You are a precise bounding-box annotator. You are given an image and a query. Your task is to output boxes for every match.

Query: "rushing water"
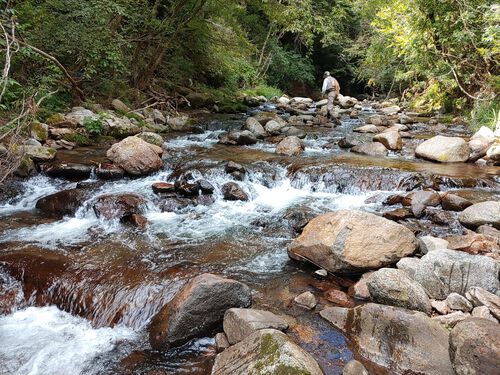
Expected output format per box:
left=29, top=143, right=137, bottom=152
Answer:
left=0, top=109, right=499, bottom=375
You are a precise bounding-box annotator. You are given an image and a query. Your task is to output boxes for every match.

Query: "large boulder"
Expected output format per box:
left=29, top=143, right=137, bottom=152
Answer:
left=106, top=136, right=163, bottom=176
left=223, top=308, right=289, bottom=344
left=66, top=107, right=99, bottom=126
left=24, top=145, right=56, bottom=161
left=367, top=268, right=432, bottom=314
left=320, top=303, right=454, bottom=375
left=458, top=201, right=500, bottom=229
left=441, top=193, right=472, bottom=211
left=338, top=95, right=358, bottom=108
left=396, top=249, right=500, bottom=299
left=449, top=318, right=500, bottom=375
left=276, top=136, right=304, bottom=156
left=415, top=135, right=470, bottom=163
left=149, top=273, right=251, bottom=348
left=243, top=117, right=267, bottom=139
left=211, top=329, right=323, bottom=375
left=373, top=131, right=402, bottom=151
left=36, top=189, right=87, bottom=216
left=288, top=210, right=417, bottom=273
left=30, top=122, right=49, bottom=142
left=43, top=163, right=93, bottom=180
left=351, top=142, right=388, bottom=156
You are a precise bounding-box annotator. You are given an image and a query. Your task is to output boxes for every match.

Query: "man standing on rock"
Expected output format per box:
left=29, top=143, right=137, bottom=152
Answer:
left=321, top=71, right=340, bottom=122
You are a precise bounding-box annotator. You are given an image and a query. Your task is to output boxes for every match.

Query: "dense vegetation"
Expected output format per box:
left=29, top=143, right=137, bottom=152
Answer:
left=0, top=0, right=498, bottom=127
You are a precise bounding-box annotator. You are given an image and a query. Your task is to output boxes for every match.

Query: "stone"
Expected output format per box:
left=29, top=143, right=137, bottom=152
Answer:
left=222, top=182, right=248, bottom=201
left=380, top=105, right=400, bottom=115
left=137, top=132, right=164, bottom=146
left=432, top=311, right=470, bottom=327
left=419, top=235, right=449, bottom=254
left=283, top=126, right=306, bottom=139
left=166, top=115, right=192, bottom=131
left=106, top=136, right=163, bottom=176
left=353, top=124, right=379, bottom=133
left=36, top=189, right=87, bottom=216
left=66, top=107, right=99, bottom=126
left=211, top=329, right=323, bottom=375
left=446, top=293, right=473, bottom=312
left=128, top=213, right=147, bottom=228
left=43, top=163, right=92, bottom=180
left=95, top=163, right=125, bottom=180
left=367, top=114, right=390, bottom=126
left=243, top=117, right=267, bottom=139
left=149, top=273, right=251, bottom=348
left=289, top=210, right=417, bottom=273
left=276, top=136, right=304, bottom=156
left=459, top=201, right=500, bottom=229
left=24, top=145, right=57, bottom=161
left=415, top=135, right=470, bottom=163
left=444, top=233, right=499, bottom=255
left=450, top=318, right=500, bottom=375
left=30, top=122, right=49, bottom=142
left=294, top=292, right=317, bottom=310
left=471, top=306, right=497, bottom=322
left=14, top=156, right=35, bottom=177
left=111, top=98, right=131, bottom=112
left=226, top=130, right=258, bottom=146
left=225, top=161, right=245, bottom=174
left=103, top=115, right=141, bottom=138
left=469, top=126, right=495, bottom=161
left=396, top=249, right=500, bottom=299
left=432, top=300, right=451, bottom=315
left=338, top=95, right=358, bottom=108
left=352, top=272, right=374, bottom=300
left=264, top=120, right=285, bottom=135
left=223, top=308, right=289, bottom=344
left=351, top=142, right=388, bottom=156
left=186, top=92, right=212, bottom=109
left=320, top=303, right=454, bottom=375
left=403, top=190, right=441, bottom=218
left=290, top=97, right=314, bottom=105
left=343, top=360, right=368, bottom=375
left=486, top=142, right=500, bottom=162
left=338, top=136, right=363, bottom=149
left=324, top=289, right=355, bottom=307
left=476, top=225, right=500, bottom=240
left=198, top=179, right=215, bottom=195
left=152, top=109, right=166, bottom=124
left=152, top=182, right=175, bottom=194
left=215, top=332, right=230, bottom=352
left=93, top=193, right=146, bottom=221
left=373, top=131, right=402, bottom=151
left=441, top=193, right=473, bottom=211
left=466, top=287, right=500, bottom=320
left=367, top=268, right=432, bottom=314
left=382, top=208, right=412, bottom=221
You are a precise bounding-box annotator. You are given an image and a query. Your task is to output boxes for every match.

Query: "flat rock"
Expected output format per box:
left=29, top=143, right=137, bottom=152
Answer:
left=351, top=142, right=388, bottom=156
left=415, top=135, right=470, bottom=163
left=466, top=287, right=500, bottom=320
left=432, top=311, right=470, bottom=327
left=459, top=201, right=500, bottom=229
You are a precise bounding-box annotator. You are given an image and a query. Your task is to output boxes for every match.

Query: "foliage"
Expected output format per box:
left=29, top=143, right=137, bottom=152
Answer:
left=83, top=117, right=103, bottom=137
left=469, top=99, right=500, bottom=131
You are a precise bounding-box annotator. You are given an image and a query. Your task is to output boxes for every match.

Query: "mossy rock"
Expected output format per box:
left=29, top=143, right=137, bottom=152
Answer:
left=14, top=156, right=36, bottom=177
left=30, top=122, right=49, bottom=142
left=46, top=113, right=66, bottom=125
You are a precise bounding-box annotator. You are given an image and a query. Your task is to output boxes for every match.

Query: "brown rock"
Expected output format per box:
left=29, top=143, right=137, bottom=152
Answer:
left=152, top=182, right=175, bottom=194
left=93, top=193, right=146, bottom=220
left=276, top=136, right=304, bottom=156
left=324, top=289, right=355, bottom=307
left=373, top=131, right=402, bottom=150
left=106, top=136, right=163, bottom=176
left=351, top=142, right=388, bottom=156
left=441, top=193, right=473, bottom=211
left=222, top=182, right=248, bottom=201
left=383, top=207, right=413, bottom=221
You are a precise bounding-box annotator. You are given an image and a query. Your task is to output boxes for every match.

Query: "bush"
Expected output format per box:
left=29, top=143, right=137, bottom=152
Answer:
left=83, top=117, right=103, bottom=136
left=469, top=99, right=499, bottom=131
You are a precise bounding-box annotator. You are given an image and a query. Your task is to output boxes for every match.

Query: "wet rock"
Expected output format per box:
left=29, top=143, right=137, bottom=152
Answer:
left=93, top=193, right=146, bottom=220
left=149, top=273, right=251, bottom=348
left=471, top=306, right=497, bottom=322
left=36, top=188, right=87, bottom=216
left=193, top=194, right=215, bottom=207
left=276, top=136, right=304, bottom=156
left=367, top=115, right=390, bottom=126
left=367, top=268, right=432, bottom=314
left=243, top=117, right=267, bottom=139
left=198, top=179, right=215, bottom=195
left=225, top=161, right=245, bottom=174
left=24, top=145, right=57, bottom=161
left=215, top=332, right=230, bottom=352
left=343, top=360, right=368, bottom=375
left=95, top=163, right=125, bottom=180
left=338, top=136, right=363, bottom=149
left=211, top=329, right=323, bottom=375
left=137, top=132, right=163, bottom=146
left=106, top=136, right=163, bottom=176
left=353, top=124, right=379, bottom=133
left=30, top=122, right=49, bottom=142
left=383, top=194, right=403, bottom=205
left=159, top=196, right=192, bottom=212
left=373, top=131, right=402, bottom=151
left=111, top=98, right=131, bottom=112
left=175, top=181, right=200, bottom=197
left=289, top=210, right=417, bottom=273
left=351, top=142, right=388, bottom=156
left=264, top=120, right=285, bottom=135
left=459, top=201, right=500, bottom=229
left=324, top=289, right=355, bottom=307
left=383, top=207, right=413, bottom=221
left=43, top=163, right=93, bottom=180
left=294, top=291, right=317, bottom=310
left=282, top=126, right=306, bottom=139
left=415, top=135, right=470, bottom=163
left=445, top=292, right=473, bottom=312
left=222, top=182, right=248, bottom=201
left=283, top=210, right=313, bottom=233
left=223, top=308, right=289, bottom=344
left=419, top=236, right=449, bottom=254
left=466, top=287, right=500, bottom=320
left=396, top=249, right=500, bottom=299
left=128, top=213, right=148, bottom=228
left=449, top=318, right=500, bottom=375
left=352, top=272, right=374, bottom=300
left=441, top=193, right=473, bottom=211
left=403, top=190, right=441, bottom=218
left=432, top=311, right=470, bottom=327
left=227, top=130, right=258, bottom=145
left=152, top=182, right=175, bottom=194
left=320, top=303, right=454, bottom=375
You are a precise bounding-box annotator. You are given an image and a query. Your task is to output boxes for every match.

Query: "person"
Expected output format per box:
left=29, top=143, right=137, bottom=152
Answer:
left=321, top=71, right=340, bottom=121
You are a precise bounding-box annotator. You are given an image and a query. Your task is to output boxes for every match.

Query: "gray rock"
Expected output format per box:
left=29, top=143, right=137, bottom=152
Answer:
left=243, top=117, right=267, bottom=139
left=137, top=132, right=164, bottom=146
left=445, top=293, right=473, bottom=312
left=432, top=300, right=451, bottom=315
left=419, top=236, right=449, bottom=254
left=211, top=329, right=323, bottom=375
left=106, top=136, right=163, bottom=176
left=66, top=108, right=99, bottom=126
left=459, top=201, right=500, bottom=229
left=415, top=135, right=470, bottom=163
left=396, top=249, right=500, bottom=299
left=215, top=332, right=230, bottom=352
left=276, top=136, right=304, bottom=156
left=450, top=318, right=500, bottom=375
left=149, top=273, right=251, bottom=348
left=471, top=306, right=497, bottom=322
left=283, top=126, right=306, bottom=139
left=320, top=303, right=454, bottom=375
left=351, top=142, right=388, bottom=156
left=264, top=120, right=285, bottom=135
left=367, top=268, right=432, bottom=314
left=228, top=130, right=258, bottom=145
left=223, top=308, right=289, bottom=344
left=294, top=291, right=317, bottom=310
left=343, top=360, right=368, bottom=375
left=466, top=287, right=500, bottom=320
left=152, top=109, right=166, bottom=124
left=24, top=145, right=57, bottom=161
left=111, top=98, right=131, bottom=112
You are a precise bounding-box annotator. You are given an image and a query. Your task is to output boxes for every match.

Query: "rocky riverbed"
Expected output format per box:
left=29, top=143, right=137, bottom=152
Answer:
left=0, top=95, right=499, bottom=375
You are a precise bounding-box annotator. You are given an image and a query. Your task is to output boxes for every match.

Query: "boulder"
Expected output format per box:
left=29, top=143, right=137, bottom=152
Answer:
left=225, top=161, right=246, bottom=174
left=471, top=306, right=497, bottom=322
left=211, top=329, right=323, bottom=375
left=324, top=289, right=355, bottom=308
left=95, top=163, right=125, bottom=180
left=419, top=235, right=449, bottom=254
left=352, top=142, right=388, bottom=156
left=352, top=272, right=374, bottom=300
left=253, top=112, right=284, bottom=126
left=30, top=122, right=49, bottom=142
left=367, top=115, right=390, bottom=126
left=373, top=131, right=402, bottom=150
left=166, top=115, right=193, bottom=131
left=367, top=268, right=432, bottom=314
left=468, top=126, right=495, bottom=161
left=24, top=145, right=56, bottom=161
left=66, top=107, right=99, bottom=126
left=441, top=193, right=473, bottom=211
left=137, top=132, right=163, bottom=146
left=152, top=182, right=175, bottom=194
left=445, top=293, right=473, bottom=312
left=338, top=136, right=363, bottom=149
left=396, top=249, right=500, bottom=299
left=106, top=136, right=163, bottom=176
left=222, top=182, right=248, bottom=201
left=111, top=98, right=131, bottom=112
left=283, top=126, right=306, bottom=139
left=459, top=201, right=500, bottom=229
left=380, top=105, right=401, bottom=115
left=152, top=109, right=166, bottom=124
left=338, top=95, right=358, bottom=108
left=294, top=291, right=317, bottom=310
left=444, top=232, right=499, bottom=255
left=223, top=308, right=289, bottom=344
left=264, top=120, right=285, bottom=135
left=43, top=163, right=92, bottom=180
left=186, top=92, right=212, bottom=109
left=290, top=97, right=314, bottom=105
left=243, top=117, right=267, bottom=139
left=36, top=189, right=87, bottom=216
left=382, top=208, right=413, bottom=221
left=449, top=318, right=500, bottom=375
left=103, top=115, right=141, bottom=138
left=465, top=287, right=500, bottom=320
left=149, top=273, right=251, bottom=348
left=486, top=141, right=500, bottom=162
left=320, top=303, right=454, bottom=375
left=93, top=193, right=146, bottom=221
left=403, top=190, right=441, bottom=218
left=415, top=135, right=470, bottom=163
left=215, top=332, right=230, bottom=352
left=276, top=136, right=304, bottom=156
left=288, top=210, right=417, bottom=273
left=224, top=130, right=258, bottom=146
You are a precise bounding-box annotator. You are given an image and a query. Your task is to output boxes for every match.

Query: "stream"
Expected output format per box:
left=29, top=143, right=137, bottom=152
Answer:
left=0, top=105, right=499, bottom=374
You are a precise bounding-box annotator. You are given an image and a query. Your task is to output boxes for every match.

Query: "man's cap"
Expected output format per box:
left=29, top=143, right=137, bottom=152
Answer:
left=323, top=71, right=330, bottom=77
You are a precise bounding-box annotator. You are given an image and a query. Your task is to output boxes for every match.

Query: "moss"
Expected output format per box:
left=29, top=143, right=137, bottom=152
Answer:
left=46, top=113, right=65, bottom=125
